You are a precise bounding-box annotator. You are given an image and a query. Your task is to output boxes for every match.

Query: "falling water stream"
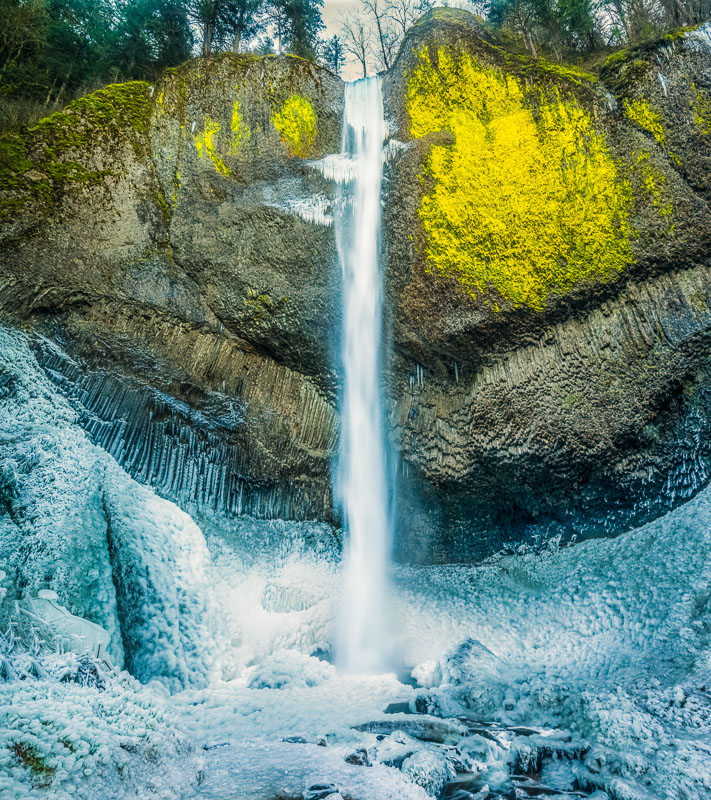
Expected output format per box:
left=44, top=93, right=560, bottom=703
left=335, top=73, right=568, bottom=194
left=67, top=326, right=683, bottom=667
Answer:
left=335, top=77, right=391, bottom=673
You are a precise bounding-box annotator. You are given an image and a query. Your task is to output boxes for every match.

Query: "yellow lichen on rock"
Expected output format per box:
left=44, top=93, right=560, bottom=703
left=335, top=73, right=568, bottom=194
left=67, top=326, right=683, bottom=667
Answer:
left=195, top=116, right=229, bottom=177
left=633, top=151, right=672, bottom=218
left=407, top=48, right=635, bottom=311
left=272, top=95, right=317, bottom=158
left=230, top=98, right=250, bottom=154
left=691, top=84, right=711, bottom=135
left=623, top=98, right=666, bottom=146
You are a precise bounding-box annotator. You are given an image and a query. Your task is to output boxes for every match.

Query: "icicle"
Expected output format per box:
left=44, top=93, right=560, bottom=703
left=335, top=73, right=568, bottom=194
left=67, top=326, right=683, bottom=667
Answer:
left=383, top=140, right=410, bottom=163
left=683, top=21, right=711, bottom=53
left=657, top=72, right=668, bottom=97
left=308, top=153, right=359, bottom=184
left=267, top=196, right=333, bottom=226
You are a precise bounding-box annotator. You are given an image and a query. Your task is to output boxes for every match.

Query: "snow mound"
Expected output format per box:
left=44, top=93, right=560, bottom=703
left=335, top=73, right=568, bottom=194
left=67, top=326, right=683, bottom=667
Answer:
left=401, top=748, right=452, bottom=795
left=0, top=675, right=202, bottom=800
left=246, top=649, right=335, bottom=690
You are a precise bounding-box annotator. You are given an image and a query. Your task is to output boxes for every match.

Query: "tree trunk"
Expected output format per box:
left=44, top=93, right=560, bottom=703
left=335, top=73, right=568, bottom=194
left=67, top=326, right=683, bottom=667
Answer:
left=51, top=79, right=68, bottom=111
left=232, top=30, right=241, bottom=53
left=525, top=30, right=538, bottom=58
left=44, top=78, right=57, bottom=107
left=203, top=22, right=213, bottom=57
left=375, top=17, right=389, bottom=69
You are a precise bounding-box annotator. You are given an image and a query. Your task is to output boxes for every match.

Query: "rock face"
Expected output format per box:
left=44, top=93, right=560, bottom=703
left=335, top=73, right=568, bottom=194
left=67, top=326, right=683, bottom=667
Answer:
left=1, top=54, right=343, bottom=521
left=2, top=15, right=711, bottom=562
left=382, top=11, right=711, bottom=561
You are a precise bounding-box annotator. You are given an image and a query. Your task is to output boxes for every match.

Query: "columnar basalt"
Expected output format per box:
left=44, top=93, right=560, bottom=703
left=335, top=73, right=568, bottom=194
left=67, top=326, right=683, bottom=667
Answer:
left=382, top=10, right=711, bottom=561
left=0, top=54, right=343, bottom=523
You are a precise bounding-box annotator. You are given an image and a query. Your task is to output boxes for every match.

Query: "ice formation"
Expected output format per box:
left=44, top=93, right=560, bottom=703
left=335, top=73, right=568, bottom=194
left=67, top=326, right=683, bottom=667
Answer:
left=3, top=324, right=711, bottom=800
left=0, top=672, right=203, bottom=800
left=0, top=328, right=220, bottom=689
left=268, top=195, right=334, bottom=226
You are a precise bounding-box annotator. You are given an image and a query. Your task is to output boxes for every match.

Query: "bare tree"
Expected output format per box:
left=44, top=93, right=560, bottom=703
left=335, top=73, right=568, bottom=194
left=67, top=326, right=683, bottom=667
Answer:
left=341, top=11, right=372, bottom=77
left=386, top=0, right=429, bottom=37
left=363, top=0, right=397, bottom=69
left=0, top=0, right=47, bottom=70
left=490, top=0, right=541, bottom=56
left=658, top=0, right=710, bottom=25
left=598, top=0, right=666, bottom=42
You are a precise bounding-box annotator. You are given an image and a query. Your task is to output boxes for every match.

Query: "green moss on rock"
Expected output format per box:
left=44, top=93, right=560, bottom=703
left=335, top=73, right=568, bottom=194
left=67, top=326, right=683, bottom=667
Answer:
left=0, top=81, right=151, bottom=221
left=601, top=25, right=702, bottom=98
left=663, top=23, right=701, bottom=41
left=600, top=55, right=652, bottom=97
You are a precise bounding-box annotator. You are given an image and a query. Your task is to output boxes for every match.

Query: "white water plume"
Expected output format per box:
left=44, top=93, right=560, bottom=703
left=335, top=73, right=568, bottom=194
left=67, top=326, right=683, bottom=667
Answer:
left=334, top=77, right=391, bottom=674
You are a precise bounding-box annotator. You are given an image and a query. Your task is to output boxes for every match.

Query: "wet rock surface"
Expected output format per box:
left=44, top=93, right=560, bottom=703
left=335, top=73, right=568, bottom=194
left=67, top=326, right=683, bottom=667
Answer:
left=346, top=710, right=598, bottom=800
left=381, top=11, right=711, bottom=561
left=0, top=54, right=343, bottom=523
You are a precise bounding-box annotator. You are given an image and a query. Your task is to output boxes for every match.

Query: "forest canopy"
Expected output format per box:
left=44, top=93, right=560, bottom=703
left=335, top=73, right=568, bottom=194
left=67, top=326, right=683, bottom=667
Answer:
left=0, top=0, right=325, bottom=127
left=1, top=0, right=709, bottom=127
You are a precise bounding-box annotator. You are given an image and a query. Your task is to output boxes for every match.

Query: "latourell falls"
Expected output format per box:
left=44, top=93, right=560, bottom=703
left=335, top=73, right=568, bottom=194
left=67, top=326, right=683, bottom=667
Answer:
left=4, top=5, right=711, bottom=799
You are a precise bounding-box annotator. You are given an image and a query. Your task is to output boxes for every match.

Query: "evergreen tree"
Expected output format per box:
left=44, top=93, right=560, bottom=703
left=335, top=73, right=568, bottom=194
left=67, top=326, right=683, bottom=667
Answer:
left=286, top=0, right=324, bottom=59
left=265, top=0, right=324, bottom=59
left=320, top=34, right=345, bottom=74
left=190, top=0, right=262, bottom=56
left=555, top=0, right=600, bottom=50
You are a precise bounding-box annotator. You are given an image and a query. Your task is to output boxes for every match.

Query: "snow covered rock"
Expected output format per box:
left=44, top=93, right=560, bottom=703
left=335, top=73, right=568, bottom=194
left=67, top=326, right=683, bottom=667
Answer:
left=401, top=748, right=453, bottom=796
left=0, top=674, right=202, bottom=800
left=304, top=782, right=340, bottom=799
left=0, top=327, right=220, bottom=691
left=246, top=649, right=335, bottom=689
left=437, top=639, right=506, bottom=688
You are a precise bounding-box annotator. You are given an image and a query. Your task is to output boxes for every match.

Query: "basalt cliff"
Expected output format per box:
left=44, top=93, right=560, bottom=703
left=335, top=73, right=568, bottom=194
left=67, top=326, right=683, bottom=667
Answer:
left=2, top=10, right=711, bottom=563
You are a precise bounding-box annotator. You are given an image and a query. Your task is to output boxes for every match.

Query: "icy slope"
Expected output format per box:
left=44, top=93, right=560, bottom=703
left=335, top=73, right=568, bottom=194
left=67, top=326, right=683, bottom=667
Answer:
left=176, top=478, right=711, bottom=800
left=0, top=328, right=219, bottom=689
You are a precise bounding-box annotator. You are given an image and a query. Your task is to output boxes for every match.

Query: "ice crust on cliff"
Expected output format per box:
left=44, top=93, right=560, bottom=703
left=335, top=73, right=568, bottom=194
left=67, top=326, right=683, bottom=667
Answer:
left=0, top=328, right=220, bottom=689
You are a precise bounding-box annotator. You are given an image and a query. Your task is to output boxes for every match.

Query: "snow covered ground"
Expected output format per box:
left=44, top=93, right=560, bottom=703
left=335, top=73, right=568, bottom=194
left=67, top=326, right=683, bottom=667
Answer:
left=175, top=481, right=711, bottom=800
left=2, top=325, right=711, bottom=800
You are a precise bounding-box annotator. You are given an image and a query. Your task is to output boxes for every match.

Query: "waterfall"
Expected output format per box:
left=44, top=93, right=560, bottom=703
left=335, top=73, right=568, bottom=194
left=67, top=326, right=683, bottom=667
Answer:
left=335, top=77, right=391, bottom=673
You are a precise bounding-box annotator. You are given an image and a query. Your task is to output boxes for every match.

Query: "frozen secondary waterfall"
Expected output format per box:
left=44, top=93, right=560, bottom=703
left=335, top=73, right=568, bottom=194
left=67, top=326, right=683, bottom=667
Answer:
left=335, top=77, right=391, bottom=673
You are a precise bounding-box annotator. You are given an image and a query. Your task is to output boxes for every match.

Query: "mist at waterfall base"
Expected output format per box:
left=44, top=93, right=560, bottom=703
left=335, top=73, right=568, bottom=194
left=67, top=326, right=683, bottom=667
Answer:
left=334, top=76, right=393, bottom=676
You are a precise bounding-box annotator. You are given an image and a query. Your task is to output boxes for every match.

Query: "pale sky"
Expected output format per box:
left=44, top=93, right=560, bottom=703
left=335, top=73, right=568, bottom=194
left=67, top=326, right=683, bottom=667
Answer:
left=322, top=0, right=360, bottom=39
left=322, top=0, right=371, bottom=79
